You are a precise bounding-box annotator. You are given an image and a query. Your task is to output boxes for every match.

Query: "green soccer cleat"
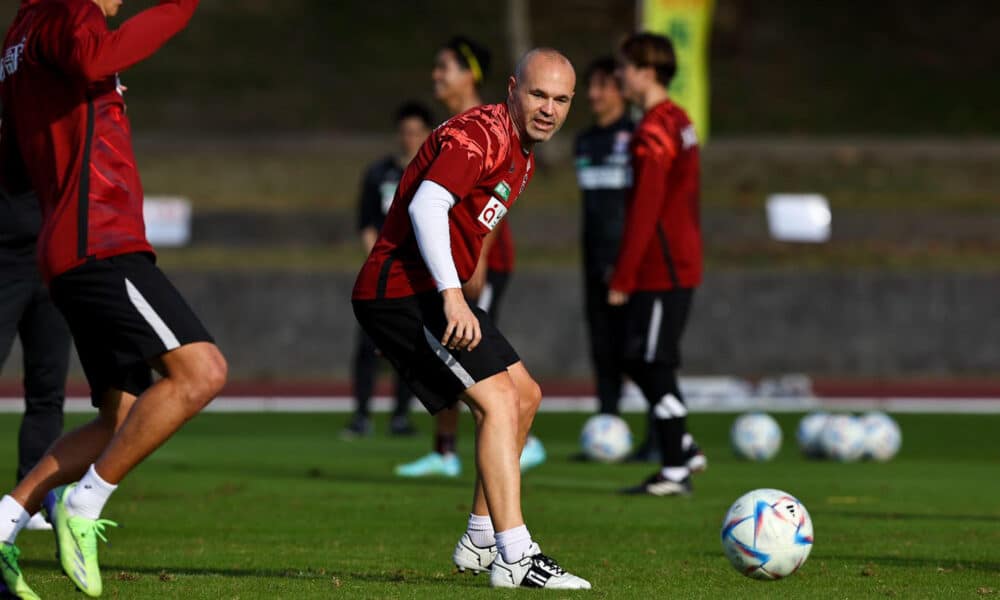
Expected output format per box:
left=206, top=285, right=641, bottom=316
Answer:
left=0, top=542, right=41, bottom=600
left=51, top=484, right=118, bottom=597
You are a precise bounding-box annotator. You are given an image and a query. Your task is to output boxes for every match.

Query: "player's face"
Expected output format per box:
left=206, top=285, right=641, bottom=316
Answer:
left=91, top=0, right=122, bottom=17
left=587, top=72, right=624, bottom=120
left=618, top=61, right=647, bottom=103
left=432, top=49, right=474, bottom=104
left=397, top=117, right=431, bottom=160
left=508, top=55, right=576, bottom=146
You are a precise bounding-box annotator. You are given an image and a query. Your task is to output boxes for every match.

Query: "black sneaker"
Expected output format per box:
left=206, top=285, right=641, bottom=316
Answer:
left=340, top=414, right=372, bottom=439
left=389, top=415, right=417, bottom=436
left=621, top=472, right=693, bottom=496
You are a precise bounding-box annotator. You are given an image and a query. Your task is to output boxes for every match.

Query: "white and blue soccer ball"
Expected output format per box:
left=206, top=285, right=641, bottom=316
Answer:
left=819, top=414, right=866, bottom=462
left=796, top=412, right=830, bottom=458
left=721, top=488, right=814, bottom=580
left=860, top=411, right=902, bottom=462
left=730, top=412, right=782, bottom=461
left=580, top=414, right=632, bottom=462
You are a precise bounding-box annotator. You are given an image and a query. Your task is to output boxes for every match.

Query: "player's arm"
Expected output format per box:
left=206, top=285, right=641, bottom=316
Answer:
left=357, top=167, right=381, bottom=254
left=462, top=227, right=498, bottom=301
left=50, top=0, right=199, bottom=83
left=607, top=130, right=675, bottom=305
left=408, top=180, right=482, bottom=352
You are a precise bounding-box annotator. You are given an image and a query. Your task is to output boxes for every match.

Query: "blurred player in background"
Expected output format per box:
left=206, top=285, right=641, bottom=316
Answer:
left=395, top=36, right=546, bottom=477
left=0, top=1, right=227, bottom=597
left=353, top=47, right=588, bottom=589
left=574, top=56, right=633, bottom=417
left=0, top=188, right=72, bottom=533
left=342, top=102, right=434, bottom=438
left=609, top=33, right=706, bottom=496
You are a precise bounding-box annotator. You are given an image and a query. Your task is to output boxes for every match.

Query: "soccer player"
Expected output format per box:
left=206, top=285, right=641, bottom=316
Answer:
left=0, top=188, right=72, bottom=531
left=0, top=1, right=227, bottom=598
left=609, top=33, right=705, bottom=496
left=353, top=48, right=590, bottom=589
left=395, top=36, right=546, bottom=477
left=574, top=56, right=634, bottom=418
left=342, top=102, right=434, bottom=438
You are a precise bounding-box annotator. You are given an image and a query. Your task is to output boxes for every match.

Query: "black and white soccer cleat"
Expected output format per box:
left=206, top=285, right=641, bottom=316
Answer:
left=684, top=435, right=708, bottom=473
left=453, top=533, right=497, bottom=575
left=489, top=543, right=591, bottom=589
left=621, top=472, right=693, bottom=496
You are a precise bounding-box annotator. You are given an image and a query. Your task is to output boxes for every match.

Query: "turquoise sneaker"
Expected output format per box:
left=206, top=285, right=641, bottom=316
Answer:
left=394, top=452, right=461, bottom=477
left=519, top=435, right=547, bottom=472
left=0, top=542, right=41, bottom=600
left=51, top=484, right=118, bottom=597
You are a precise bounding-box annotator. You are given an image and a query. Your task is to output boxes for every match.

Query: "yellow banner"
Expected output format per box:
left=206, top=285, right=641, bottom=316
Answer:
left=641, top=0, right=714, bottom=142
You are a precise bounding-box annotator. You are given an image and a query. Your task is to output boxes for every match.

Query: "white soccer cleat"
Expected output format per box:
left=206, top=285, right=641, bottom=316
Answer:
left=24, top=512, right=52, bottom=531
left=490, top=543, right=591, bottom=589
left=453, top=533, right=497, bottom=574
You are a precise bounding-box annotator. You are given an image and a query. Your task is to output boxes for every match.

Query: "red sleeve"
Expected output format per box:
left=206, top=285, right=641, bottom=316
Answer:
left=46, top=0, right=198, bottom=83
left=609, top=125, right=677, bottom=293
left=423, top=119, right=492, bottom=202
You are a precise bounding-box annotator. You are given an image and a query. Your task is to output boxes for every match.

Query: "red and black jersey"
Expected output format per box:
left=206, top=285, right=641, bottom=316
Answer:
left=353, top=103, right=533, bottom=300
left=486, top=219, right=514, bottom=273
left=609, top=99, right=702, bottom=294
left=0, top=0, right=198, bottom=281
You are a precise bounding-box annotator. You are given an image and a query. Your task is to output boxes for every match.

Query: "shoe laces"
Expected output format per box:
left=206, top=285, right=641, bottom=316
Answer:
left=532, top=553, right=567, bottom=576
left=75, top=518, right=119, bottom=545
left=1, top=544, right=22, bottom=573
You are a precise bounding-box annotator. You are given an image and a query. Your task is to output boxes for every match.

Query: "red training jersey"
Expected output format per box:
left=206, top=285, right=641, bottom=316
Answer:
left=609, top=99, right=702, bottom=293
left=0, top=0, right=198, bottom=281
left=353, top=103, right=533, bottom=300
left=487, top=218, right=514, bottom=273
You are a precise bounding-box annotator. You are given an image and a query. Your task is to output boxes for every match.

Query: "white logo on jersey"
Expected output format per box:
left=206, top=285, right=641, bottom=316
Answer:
left=477, top=198, right=508, bottom=231
left=0, top=37, right=26, bottom=83
left=680, top=124, right=698, bottom=150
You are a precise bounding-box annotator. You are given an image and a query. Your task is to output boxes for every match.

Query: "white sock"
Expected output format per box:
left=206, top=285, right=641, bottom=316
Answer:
left=66, top=465, right=118, bottom=520
left=661, top=466, right=690, bottom=482
left=0, top=495, right=30, bottom=544
left=495, top=524, right=533, bottom=563
left=466, top=513, right=495, bottom=548
left=682, top=432, right=693, bottom=451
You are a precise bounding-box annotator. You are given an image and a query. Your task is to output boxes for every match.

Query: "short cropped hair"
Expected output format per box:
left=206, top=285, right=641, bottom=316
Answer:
left=620, top=32, right=676, bottom=87
left=442, top=36, right=492, bottom=85
left=395, top=101, right=433, bottom=129
left=584, top=55, right=621, bottom=89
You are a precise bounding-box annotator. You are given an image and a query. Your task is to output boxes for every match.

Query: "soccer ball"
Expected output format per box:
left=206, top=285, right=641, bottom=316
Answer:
left=580, top=414, right=632, bottom=462
left=860, top=411, right=901, bottom=462
left=796, top=412, right=829, bottom=458
left=721, top=488, right=814, bottom=580
left=730, top=413, right=782, bottom=461
left=819, top=414, right=866, bottom=462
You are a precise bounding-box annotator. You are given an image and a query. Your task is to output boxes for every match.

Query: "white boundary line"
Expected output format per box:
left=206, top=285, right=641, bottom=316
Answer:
left=1, top=396, right=1000, bottom=414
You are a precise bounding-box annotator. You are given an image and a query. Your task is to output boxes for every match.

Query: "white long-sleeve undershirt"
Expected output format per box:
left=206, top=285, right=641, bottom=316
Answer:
left=408, top=180, right=460, bottom=291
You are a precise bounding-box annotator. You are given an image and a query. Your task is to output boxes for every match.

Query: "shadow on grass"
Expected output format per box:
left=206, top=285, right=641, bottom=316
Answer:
left=818, top=555, right=1000, bottom=572
left=20, top=559, right=484, bottom=587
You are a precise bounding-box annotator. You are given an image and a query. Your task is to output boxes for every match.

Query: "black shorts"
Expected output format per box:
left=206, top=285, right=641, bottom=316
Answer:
left=49, top=253, right=214, bottom=406
left=353, top=291, right=520, bottom=414
left=622, top=288, right=694, bottom=368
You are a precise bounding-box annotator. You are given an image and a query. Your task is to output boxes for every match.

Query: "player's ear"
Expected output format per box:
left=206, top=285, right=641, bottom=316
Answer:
left=507, top=75, right=517, bottom=97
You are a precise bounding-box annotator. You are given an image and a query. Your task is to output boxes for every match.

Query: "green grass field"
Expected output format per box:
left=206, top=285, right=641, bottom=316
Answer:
left=2, top=412, right=998, bottom=598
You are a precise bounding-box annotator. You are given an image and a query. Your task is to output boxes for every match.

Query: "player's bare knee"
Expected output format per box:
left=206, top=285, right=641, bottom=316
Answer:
left=172, top=345, right=227, bottom=410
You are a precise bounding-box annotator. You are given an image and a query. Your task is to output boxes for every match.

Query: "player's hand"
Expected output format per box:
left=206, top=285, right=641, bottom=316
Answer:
left=607, top=289, right=629, bottom=306
left=441, top=288, right=482, bottom=351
